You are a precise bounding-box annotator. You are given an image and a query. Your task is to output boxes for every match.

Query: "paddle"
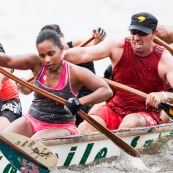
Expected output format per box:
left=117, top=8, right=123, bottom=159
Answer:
left=154, top=36, right=173, bottom=55
left=0, top=67, right=140, bottom=158
left=79, top=36, right=94, bottom=47
left=103, top=78, right=173, bottom=120
left=0, top=132, right=58, bottom=172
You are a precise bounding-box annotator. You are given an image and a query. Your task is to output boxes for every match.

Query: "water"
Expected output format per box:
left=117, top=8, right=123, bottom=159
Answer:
left=57, top=137, right=173, bottom=173
left=0, top=0, right=173, bottom=172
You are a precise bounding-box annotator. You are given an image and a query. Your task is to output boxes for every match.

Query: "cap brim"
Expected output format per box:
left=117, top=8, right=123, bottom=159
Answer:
left=128, top=25, right=152, bottom=33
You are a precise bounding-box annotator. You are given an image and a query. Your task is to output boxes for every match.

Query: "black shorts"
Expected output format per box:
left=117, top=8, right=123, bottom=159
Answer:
left=0, top=98, right=22, bottom=122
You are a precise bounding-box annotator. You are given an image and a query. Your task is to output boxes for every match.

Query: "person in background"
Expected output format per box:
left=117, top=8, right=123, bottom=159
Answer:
left=157, top=25, right=173, bottom=45
left=156, top=25, right=173, bottom=123
left=0, top=44, right=22, bottom=131
left=103, top=64, right=112, bottom=79
left=63, top=12, right=173, bottom=133
left=88, top=64, right=113, bottom=114
left=1, top=29, right=112, bottom=139
left=17, top=25, right=107, bottom=126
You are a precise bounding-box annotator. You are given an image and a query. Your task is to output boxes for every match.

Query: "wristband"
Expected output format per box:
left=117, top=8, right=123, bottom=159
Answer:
left=64, top=98, right=82, bottom=115
left=161, top=92, right=168, bottom=103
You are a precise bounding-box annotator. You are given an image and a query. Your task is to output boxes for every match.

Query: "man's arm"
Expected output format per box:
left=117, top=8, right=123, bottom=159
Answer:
left=157, top=25, right=173, bottom=44
left=146, top=50, right=173, bottom=107
left=64, top=42, right=109, bottom=64
left=64, top=39, right=123, bottom=65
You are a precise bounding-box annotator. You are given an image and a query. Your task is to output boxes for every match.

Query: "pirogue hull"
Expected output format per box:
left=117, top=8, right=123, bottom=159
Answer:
left=1, top=122, right=173, bottom=172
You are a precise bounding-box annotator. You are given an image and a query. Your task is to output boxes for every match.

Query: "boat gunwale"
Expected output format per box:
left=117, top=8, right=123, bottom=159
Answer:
left=35, top=122, right=173, bottom=146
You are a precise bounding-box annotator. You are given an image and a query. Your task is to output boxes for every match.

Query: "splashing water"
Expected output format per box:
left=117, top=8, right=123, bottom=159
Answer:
left=105, top=151, right=152, bottom=173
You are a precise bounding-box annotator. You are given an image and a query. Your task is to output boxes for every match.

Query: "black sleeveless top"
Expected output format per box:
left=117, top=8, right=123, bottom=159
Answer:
left=67, top=41, right=95, bottom=97
left=28, top=61, right=76, bottom=124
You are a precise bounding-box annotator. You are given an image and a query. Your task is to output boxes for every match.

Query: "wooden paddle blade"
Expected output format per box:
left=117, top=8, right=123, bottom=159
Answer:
left=0, top=133, right=58, bottom=172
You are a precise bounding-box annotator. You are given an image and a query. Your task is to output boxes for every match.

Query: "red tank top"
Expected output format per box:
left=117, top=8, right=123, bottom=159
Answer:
left=107, top=37, right=166, bottom=119
left=0, top=79, right=19, bottom=101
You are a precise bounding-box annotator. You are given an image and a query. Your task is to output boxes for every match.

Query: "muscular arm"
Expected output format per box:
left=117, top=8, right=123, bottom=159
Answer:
left=157, top=25, right=173, bottom=44
left=64, top=39, right=124, bottom=66
left=159, top=50, right=173, bottom=87
left=0, top=53, right=41, bottom=95
left=146, top=50, right=173, bottom=107
left=69, top=64, right=113, bottom=106
left=0, top=53, right=40, bottom=72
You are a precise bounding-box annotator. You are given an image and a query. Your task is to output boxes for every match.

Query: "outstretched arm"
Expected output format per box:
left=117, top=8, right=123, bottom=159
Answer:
left=64, top=38, right=124, bottom=68
left=64, top=39, right=118, bottom=64
left=0, top=52, right=40, bottom=71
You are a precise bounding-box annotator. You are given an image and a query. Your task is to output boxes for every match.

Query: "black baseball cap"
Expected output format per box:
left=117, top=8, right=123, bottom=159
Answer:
left=128, top=12, right=158, bottom=33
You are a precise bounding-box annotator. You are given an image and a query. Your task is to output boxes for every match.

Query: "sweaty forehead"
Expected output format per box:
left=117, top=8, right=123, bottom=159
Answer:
left=37, top=40, right=57, bottom=48
left=51, top=45, right=59, bottom=50
left=37, top=41, right=60, bottom=53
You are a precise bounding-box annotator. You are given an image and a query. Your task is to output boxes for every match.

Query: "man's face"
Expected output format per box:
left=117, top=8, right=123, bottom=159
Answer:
left=130, top=29, right=157, bottom=56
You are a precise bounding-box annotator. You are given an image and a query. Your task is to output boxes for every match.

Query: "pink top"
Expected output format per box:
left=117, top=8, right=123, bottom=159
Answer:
left=39, top=61, right=77, bottom=96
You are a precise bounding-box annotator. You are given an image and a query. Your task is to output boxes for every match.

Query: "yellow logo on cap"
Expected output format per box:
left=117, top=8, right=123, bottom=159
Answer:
left=138, top=16, right=145, bottom=22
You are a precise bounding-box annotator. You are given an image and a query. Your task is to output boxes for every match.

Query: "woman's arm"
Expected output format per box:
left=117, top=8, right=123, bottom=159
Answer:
left=0, top=52, right=40, bottom=71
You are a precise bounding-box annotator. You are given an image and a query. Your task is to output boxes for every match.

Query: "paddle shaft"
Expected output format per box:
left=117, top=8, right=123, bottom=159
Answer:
left=103, top=78, right=147, bottom=99
left=0, top=67, right=140, bottom=158
left=79, top=36, right=94, bottom=47
left=103, top=78, right=173, bottom=120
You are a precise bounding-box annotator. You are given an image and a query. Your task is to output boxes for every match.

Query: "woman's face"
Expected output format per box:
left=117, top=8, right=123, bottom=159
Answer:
left=37, top=40, right=63, bottom=71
